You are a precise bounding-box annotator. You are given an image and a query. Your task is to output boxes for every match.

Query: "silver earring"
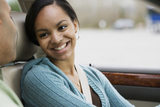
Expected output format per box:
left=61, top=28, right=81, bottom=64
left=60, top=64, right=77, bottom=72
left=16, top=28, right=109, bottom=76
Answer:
left=76, top=32, right=80, bottom=40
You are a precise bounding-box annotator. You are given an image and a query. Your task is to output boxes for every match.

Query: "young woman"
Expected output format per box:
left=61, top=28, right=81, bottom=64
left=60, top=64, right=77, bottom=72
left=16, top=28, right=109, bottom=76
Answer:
left=21, top=0, right=134, bottom=107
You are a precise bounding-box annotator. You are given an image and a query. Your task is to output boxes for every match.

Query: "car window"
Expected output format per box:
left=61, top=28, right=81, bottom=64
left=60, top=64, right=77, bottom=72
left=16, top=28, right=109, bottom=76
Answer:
left=67, top=0, right=160, bottom=72
left=7, top=0, right=21, bottom=11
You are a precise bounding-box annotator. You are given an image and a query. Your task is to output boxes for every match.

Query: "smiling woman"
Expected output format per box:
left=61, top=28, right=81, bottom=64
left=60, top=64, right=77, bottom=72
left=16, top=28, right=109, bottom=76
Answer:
left=34, top=5, right=78, bottom=62
left=20, top=0, right=135, bottom=107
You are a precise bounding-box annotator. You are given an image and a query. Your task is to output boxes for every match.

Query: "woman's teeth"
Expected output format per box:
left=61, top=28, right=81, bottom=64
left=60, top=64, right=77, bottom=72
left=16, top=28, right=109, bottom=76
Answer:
left=54, top=43, right=67, bottom=51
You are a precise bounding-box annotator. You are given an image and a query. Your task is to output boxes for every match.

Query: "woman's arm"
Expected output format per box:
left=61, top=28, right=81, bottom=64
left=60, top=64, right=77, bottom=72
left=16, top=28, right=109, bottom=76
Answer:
left=89, top=67, right=135, bottom=107
left=21, top=66, right=96, bottom=107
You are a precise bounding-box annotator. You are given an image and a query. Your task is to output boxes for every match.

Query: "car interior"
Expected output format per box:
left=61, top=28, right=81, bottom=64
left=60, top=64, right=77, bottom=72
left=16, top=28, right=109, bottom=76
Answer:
left=0, top=11, right=37, bottom=99
left=0, top=0, right=160, bottom=107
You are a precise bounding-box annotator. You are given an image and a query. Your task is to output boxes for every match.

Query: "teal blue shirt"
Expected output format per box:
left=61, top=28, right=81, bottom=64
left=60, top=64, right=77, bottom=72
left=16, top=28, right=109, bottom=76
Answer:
left=21, top=57, right=134, bottom=107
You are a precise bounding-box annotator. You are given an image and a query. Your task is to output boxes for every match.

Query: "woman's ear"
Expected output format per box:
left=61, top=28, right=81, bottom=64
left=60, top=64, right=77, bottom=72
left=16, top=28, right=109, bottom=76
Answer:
left=73, top=20, right=79, bottom=33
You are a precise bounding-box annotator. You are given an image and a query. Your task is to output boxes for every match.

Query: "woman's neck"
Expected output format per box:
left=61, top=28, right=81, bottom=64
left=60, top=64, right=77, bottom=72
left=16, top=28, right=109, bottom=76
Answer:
left=48, top=53, right=75, bottom=75
left=47, top=53, right=82, bottom=93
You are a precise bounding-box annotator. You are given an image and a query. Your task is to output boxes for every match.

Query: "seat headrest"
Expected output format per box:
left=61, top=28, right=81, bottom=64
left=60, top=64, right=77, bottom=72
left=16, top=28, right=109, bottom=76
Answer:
left=11, top=12, right=37, bottom=62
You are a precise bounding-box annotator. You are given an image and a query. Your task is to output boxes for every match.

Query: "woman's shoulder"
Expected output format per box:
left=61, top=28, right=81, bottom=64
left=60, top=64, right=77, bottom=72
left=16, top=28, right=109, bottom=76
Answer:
left=80, top=65, right=109, bottom=85
left=21, top=57, right=64, bottom=80
left=21, top=57, right=52, bottom=86
left=80, top=65, right=105, bottom=79
left=23, top=57, right=57, bottom=73
left=80, top=65, right=102, bottom=75
left=23, top=57, right=48, bottom=69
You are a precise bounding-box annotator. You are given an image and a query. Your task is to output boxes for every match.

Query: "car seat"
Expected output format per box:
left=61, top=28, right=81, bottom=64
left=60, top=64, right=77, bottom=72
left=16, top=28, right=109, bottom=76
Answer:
left=0, top=11, right=37, bottom=100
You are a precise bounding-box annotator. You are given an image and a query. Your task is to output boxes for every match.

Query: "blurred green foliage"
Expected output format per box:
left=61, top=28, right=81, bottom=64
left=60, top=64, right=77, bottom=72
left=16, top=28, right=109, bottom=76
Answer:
left=6, top=0, right=21, bottom=12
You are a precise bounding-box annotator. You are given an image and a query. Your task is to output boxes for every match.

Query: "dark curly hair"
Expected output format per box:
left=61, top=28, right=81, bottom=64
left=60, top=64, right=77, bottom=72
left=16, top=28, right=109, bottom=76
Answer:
left=25, top=0, right=79, bottom=46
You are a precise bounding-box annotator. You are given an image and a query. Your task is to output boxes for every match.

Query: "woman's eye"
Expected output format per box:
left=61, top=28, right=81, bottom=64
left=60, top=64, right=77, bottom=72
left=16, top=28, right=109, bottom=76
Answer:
left=58, top=25, right=67, bottom=31
left=40, top=33, right=48, bottom=38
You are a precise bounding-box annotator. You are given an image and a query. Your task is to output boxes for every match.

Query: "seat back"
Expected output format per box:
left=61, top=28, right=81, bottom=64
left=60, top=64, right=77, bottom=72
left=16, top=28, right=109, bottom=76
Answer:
left=0, top=12, right=37, bottom=100
left=1, top=63, right=25, bottom=99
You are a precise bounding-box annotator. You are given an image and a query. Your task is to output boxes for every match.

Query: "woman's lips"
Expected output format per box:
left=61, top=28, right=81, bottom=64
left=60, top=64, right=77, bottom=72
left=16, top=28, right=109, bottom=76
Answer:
left=52, top=41, right=69, bottom=51
left=54, top=43, right=67, bottom=51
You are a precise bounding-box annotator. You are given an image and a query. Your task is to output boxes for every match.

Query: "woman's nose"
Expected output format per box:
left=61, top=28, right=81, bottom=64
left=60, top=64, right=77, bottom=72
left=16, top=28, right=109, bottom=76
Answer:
left=50, top=32, right=62, bottom=44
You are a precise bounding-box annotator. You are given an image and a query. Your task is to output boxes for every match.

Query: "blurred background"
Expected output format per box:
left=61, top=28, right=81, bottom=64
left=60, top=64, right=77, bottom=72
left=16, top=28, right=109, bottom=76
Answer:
left=66, top=0, right=160, bottom=69
left=68, top=0, right=159, bottom=30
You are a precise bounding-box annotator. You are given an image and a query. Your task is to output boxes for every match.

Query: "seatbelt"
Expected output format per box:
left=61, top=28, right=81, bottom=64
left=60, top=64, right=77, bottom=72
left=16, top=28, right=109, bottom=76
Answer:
left=75, top=63, right=93, bottom=104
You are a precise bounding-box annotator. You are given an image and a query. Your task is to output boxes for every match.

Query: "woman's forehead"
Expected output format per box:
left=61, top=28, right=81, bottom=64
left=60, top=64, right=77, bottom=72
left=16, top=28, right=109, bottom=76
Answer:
left=36, top=5, right=69, bottom=23
left=34, top=5, right=72, bottom=29
left=39, top=5, right=65, bottom=16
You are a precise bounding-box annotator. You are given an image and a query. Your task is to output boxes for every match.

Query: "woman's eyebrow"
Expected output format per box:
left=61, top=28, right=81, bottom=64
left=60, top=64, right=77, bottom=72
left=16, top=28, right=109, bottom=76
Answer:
left=36, top=29, right=48, bottom=33
left=56, top=20, right=67, bottom=27
left=36, top=20, right=67, bottom=33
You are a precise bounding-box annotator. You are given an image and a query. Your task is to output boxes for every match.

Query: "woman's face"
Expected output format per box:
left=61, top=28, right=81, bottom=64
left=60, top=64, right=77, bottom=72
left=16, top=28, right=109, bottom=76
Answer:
left=34, top=4, right=78, bottom=62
